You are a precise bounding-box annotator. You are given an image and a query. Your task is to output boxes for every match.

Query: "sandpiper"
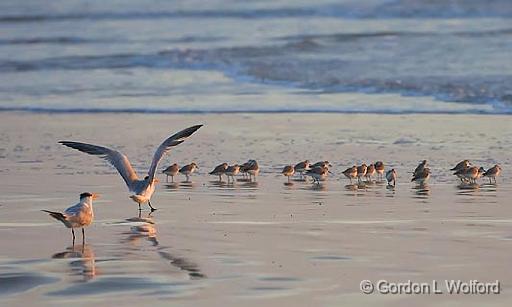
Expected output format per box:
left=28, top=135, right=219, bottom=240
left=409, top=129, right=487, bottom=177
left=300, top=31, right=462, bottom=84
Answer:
left=412, top=160, right=428, bottom=177
left=225, top=164, right=240, bottom=183
left=245, top=160, right=260, bottom=182
left=342, top=166, right=358, bottom=184
left=282, top=165, right=295, bottom=183
left=294, top=160, right=310, bottom=178
left=483, top=164, right=501, bottom=184
left=162, top=163, right=179, bottom=183
left=356, top=163, right=367, bottom=184
left=365, top=164, right=376, bottom=182
left=311, top=161, right=332, bottom=169
left=304, top=165, right=330, bottom=184
left=209, top=163, right=228, bottom=182
left=179, top=162, right=198, bottom=182
left=42, top=192, right=99, bottom=245
left=411, top=167, right=431, bottom=185
left=386, top=169, right=397, bottom=187
left=239, top=160, right=252, bottom=179
left=453, top=163, right=472, bottom=183
left=451, top=160, right=471, bottom=172
left=374, top=161, right=385, bottom=181
left=458, top=166, right=485, bottom=184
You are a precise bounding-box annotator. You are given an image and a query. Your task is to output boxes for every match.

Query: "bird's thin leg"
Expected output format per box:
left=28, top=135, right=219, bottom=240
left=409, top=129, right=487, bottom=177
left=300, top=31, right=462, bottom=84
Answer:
left=82, top=228, right=85, bottom=244
left=138, top=203, right=142, bottom=211
left=166, top=175, right=169, bottom=183
left=72, top=228, right=75, bottom=246
left=148, top=200, right=157, bottom=212
left=171, top=176, right=174, bottom=183
left=186, top=175, right=190, bottom=182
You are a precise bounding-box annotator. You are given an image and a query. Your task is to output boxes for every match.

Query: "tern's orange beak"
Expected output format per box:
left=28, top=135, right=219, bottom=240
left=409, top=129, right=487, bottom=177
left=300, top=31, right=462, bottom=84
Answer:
left=92, top=193, right=100, bottom=200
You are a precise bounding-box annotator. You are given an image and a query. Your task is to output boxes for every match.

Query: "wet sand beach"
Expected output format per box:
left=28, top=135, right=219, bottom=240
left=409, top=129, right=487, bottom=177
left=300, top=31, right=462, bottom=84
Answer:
left=0, top=112, right=511, bottom=306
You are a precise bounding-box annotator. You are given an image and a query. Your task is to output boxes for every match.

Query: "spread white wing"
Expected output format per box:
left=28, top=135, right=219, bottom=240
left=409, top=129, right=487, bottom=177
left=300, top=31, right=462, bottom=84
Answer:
left=59, top=141, right=139, bottom=190
left=147, top=125, right=203, bottom=182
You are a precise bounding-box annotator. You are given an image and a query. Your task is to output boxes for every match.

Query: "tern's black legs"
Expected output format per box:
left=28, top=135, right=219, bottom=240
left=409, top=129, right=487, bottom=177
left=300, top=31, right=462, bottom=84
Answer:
left=71, top=228, right=75, bottom=245
left=148, top=200, right=157, bottom=212
left=82, top=228, right=85, bottom=244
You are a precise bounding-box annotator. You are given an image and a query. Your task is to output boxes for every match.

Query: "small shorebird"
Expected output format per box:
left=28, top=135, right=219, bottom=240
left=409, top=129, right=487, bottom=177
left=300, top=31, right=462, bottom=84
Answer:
left=239, top=160, right=252, bottom=179
left=162, top=163, right=179, bottom=183
left=413, top=160, right=428, bottom=177
left=60, top=125, right=202, bottom=211
left=179, top=162, right=198, bottom=182
left=483, top=164, right=501, bottom=184
left=342, top=166, right=358, bottom=184
left=365, top=164, right=376, bottom=182
left=305, top=165, right=330, bottom=184
left=282, top=165, right=295, bottom=183
left=374, top=161, right=385, bottom=181
left=356, top=163, right=367, bottom=184
left=311, top=161, right=332, bottom=169
left=225, top=164, right=240, bottom=183
left=411, top=168, right=431, bottom=185
left=42, top=192, right=99, bottom=245
left=456, top=166, right=485, bottom=184
left=209, top=163, right=228, bottom=182
left=386, top=169, right=397, bottom=187
left=451, top=160, right=471, bottom=172
left=294, top=160, right=310, bottom=179
left=245, top=160, right=260, bottom=182
left=453, top=164, right=471, bottom=183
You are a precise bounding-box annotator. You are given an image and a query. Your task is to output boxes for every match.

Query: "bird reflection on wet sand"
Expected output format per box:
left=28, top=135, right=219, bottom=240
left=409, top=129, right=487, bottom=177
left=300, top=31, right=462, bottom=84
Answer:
left=412, top=183, right=431, bottom=198
left=158, top=251, right=206, bottom=280
left=52, top=244, right=97, bottom=281
left=120, top=213, right=205, bottom=280
left=122, top=214, right=159, bottom=246
left=344, top=184, right=358, bottom=191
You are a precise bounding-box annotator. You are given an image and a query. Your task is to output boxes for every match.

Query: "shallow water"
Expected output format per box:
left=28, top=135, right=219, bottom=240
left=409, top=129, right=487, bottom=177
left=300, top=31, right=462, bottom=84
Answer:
left=0, top=113, right=511, bottom=306
left=1, top=0, right=512, bottom=114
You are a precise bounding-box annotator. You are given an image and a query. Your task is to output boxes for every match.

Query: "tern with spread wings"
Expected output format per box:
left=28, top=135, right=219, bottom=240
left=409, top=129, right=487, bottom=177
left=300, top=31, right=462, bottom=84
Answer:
left=59, top=125, right=202, bottom=211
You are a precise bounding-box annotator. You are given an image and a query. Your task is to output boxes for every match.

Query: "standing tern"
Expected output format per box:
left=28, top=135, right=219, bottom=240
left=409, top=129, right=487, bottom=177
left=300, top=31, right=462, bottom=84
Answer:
left=59, top=125, right=202, bottom=211
left=42, top=192, right=99, bottom=245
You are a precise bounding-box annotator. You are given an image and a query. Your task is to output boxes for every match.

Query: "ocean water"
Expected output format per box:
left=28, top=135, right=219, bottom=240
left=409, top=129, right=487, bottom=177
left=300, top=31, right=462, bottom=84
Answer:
left=1, top=0, right=512, bottom=114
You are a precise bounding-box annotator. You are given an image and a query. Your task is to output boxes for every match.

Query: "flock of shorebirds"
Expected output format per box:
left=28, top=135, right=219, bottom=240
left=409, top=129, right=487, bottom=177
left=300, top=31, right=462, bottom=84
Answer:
left=163, top=158, right=501, bottom=188
left=41, top=125, right=503, bottom=244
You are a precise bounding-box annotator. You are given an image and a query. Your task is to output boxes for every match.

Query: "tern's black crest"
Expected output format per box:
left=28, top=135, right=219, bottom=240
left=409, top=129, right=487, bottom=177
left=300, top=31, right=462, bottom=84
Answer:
left=80, top=192, right=93, bottom=199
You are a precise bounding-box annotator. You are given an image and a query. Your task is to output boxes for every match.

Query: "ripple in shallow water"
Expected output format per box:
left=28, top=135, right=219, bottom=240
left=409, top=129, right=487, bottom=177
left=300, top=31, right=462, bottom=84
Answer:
left=0, top=272, right=58, bottom=296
